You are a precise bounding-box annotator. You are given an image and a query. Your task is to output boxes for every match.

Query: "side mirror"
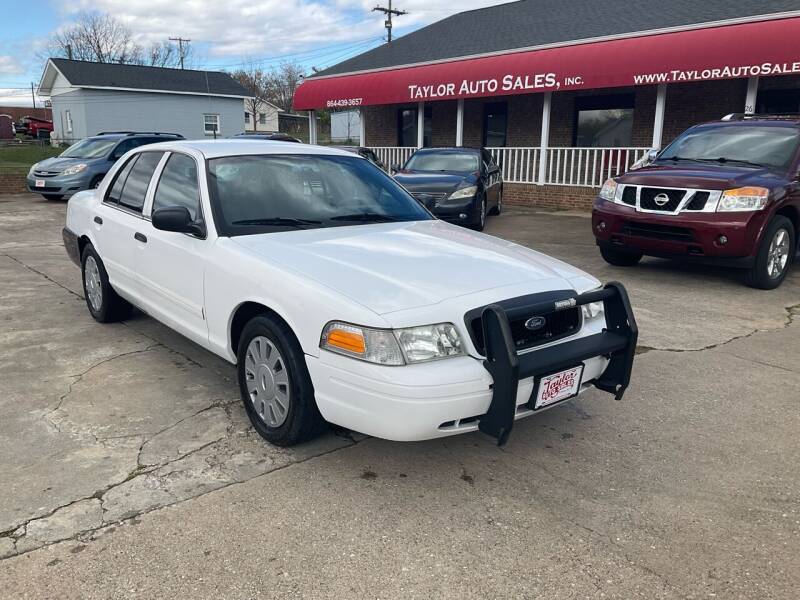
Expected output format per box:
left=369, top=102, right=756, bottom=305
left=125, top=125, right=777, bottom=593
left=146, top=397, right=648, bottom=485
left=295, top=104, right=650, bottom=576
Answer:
left=647, top=148, right=659, bottom=162
left=152, top=206, right=205, bottom=237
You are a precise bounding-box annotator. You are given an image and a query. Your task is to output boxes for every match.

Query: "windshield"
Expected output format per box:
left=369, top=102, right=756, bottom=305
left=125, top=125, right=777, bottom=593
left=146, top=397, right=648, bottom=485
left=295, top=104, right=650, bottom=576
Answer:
left=404, top=151, right=480, bottom=172
left=658, top=125, right=800, bottom=169
left=208, top=154, right=432, bottom=235
left=60, top=138, right=117, bottom=159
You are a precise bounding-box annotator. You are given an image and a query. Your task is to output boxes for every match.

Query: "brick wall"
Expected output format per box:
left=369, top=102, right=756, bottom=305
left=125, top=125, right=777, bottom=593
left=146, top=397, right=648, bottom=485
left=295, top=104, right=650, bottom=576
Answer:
left=363, top=105, right=398, bottom=146
left=0, top=174, right=28, bottom=194
left=504, top=182, right=597, bottom=211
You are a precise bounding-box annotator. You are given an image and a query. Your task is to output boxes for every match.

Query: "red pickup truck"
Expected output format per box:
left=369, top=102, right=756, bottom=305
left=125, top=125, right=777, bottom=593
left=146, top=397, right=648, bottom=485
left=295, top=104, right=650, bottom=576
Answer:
left=19, top=117, right=53, bottom=139
left=592, top=114, right=800, bottom=289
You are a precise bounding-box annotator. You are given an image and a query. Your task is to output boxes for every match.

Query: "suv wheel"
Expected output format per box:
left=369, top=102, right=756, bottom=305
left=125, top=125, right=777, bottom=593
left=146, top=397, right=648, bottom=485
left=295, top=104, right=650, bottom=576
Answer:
left=81, top=244, right=133, bottom=322
left=472, top=195, right=487, bottom=231
left=237, top=315, right=327, bottom=446
left=745, top=215, right=795, bottom=289
left=600, top=245, right=643, bottom=267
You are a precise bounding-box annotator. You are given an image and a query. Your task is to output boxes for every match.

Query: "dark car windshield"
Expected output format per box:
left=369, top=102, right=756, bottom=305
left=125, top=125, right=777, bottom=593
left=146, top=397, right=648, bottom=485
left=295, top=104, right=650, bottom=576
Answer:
left=404, top=151, right=480, bottom=172
left=60, top=138, right=117, bottom=159
left=208, top=154, right=432, bottom=235
left=658, top=124, right=800, bottom=169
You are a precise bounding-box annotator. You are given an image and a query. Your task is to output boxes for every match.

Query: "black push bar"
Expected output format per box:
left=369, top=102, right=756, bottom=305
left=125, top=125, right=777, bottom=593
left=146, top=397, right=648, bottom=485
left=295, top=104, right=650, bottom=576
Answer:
left=478, top=282, right=638, bottom=446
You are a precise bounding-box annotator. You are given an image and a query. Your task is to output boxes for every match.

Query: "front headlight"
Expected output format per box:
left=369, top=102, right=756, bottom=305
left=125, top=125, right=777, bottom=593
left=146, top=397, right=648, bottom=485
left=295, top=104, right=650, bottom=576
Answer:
left=448, top=185, right=478, bottom=200
left=717, top=187, right=769, bottom=212
left=61, top=163, right=88, bottom=176
left=599, top=178, right=618, bottom=201
left=581, top=301, right=604, bottom=320
left=28, top=162, right=39, bottom=175
left=320, top=321, right=464, bottom=365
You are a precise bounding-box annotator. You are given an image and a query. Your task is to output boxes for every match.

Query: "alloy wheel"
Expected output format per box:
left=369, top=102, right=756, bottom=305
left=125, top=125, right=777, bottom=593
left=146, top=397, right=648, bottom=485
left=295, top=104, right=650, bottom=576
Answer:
left=766, top=228, right=790, bottom=278
left=244, top=336, right=291, bottom=427
left=84, top=255, right=103, bottom=312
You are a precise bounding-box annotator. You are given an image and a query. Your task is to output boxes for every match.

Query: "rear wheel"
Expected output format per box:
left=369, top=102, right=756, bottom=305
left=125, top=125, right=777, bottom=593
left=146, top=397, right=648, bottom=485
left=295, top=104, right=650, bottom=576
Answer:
left=80, top=244, right=133, bottom=322
left=489, top=187, right=503, bottom=215
left=745, top=215, right=795, bottom=290
left=600, top=245, right=643, bottom=267
left=237, top=315, right=326, bottom=446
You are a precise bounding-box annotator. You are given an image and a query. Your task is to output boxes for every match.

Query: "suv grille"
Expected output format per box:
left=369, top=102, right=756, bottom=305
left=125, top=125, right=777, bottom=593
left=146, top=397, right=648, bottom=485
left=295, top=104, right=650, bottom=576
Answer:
left=685, top=191, right=710, bottom=210
left=622, top=221, right=694, bottom=242
left=467, top=301, right=582, bottom=355
left=621, top=186, right=636, bottom=205
left=639, top=188, right=684, bottom=212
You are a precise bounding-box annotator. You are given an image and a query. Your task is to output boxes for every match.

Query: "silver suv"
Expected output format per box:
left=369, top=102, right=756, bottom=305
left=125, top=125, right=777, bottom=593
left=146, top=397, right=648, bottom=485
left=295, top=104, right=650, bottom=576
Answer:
left=27, top=132, right=183, bottom=201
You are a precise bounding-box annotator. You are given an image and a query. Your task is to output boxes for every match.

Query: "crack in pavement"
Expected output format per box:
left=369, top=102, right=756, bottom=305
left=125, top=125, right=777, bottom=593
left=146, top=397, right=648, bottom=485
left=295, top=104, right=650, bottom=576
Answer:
left=3, top=253, right=84, bottom=300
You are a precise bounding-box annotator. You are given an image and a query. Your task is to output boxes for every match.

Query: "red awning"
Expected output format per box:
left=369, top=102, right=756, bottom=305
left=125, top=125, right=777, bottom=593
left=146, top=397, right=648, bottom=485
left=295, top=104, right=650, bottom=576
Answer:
left=294, top=17, right=800, bottom=110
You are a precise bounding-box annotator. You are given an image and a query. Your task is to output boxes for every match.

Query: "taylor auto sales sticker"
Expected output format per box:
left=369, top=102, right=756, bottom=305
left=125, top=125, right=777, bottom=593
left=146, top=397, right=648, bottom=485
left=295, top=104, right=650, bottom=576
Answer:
left=534, top=365, right=584, bottom=409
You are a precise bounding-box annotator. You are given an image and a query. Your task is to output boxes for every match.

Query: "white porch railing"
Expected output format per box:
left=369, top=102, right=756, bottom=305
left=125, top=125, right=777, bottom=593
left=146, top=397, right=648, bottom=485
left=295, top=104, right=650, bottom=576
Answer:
left=370, top=146, right=416, bottom=169
left=371, top=146, right=650, bottom=188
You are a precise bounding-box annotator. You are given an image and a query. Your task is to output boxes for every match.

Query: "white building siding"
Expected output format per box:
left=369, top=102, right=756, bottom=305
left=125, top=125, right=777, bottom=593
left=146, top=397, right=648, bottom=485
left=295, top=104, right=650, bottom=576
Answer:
left=51, top=89, right=244, bottom=140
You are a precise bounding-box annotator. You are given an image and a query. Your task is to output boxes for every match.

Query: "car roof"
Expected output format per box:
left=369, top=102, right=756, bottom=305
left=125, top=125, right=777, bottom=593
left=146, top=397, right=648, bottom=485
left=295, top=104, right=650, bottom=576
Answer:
left=412, top=147, right=481, bottom=154
left=696, top=119, right=800, bottom=130
left=131, top=139, right=361, bottom=159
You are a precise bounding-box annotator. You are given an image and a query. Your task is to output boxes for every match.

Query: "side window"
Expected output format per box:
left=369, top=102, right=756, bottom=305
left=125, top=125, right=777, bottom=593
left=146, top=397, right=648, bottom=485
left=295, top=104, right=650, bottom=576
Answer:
left=111, top=138, right=137, bottom=160
left=117, top=152, right=164, bottom=213
left=105, top=155, right=139, bottom=204
left=153, top=153, right=201, bottom=221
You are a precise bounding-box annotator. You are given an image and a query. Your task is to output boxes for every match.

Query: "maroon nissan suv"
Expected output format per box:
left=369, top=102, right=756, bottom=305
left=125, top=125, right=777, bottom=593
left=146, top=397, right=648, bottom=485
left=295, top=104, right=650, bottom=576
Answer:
left=592, top=115, right=800, bottom=289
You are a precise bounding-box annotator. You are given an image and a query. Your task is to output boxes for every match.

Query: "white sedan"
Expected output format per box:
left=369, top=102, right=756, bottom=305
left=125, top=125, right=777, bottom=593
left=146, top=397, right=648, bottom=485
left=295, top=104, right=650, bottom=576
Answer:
left=63, top=140, right=638, bottom=446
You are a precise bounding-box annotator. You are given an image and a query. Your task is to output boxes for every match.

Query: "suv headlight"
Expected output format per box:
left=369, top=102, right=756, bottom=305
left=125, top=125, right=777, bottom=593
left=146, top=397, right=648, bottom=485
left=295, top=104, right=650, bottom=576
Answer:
left=581, top=301, right=604, bottom=320
left=28, top=162, right=39, bottom=175
left=61, top=163, right=88, bottom=176
left=599, top=178, right=618, bottom=201
left=717, top=187, right=769, bottom=211
left=321, top=321, right=464, bottom=365
left=448, top=185, right=477, bottom=200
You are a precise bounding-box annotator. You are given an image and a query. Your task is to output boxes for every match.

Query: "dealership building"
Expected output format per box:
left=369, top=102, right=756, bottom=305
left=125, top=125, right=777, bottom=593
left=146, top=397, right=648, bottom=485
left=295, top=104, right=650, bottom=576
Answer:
left=294, top=1, right=800, bottom=209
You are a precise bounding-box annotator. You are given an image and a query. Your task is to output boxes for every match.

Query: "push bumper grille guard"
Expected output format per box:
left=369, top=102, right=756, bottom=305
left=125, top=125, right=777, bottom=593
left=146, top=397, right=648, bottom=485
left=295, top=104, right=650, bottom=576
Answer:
left=478, top=282, right=638, bottom=446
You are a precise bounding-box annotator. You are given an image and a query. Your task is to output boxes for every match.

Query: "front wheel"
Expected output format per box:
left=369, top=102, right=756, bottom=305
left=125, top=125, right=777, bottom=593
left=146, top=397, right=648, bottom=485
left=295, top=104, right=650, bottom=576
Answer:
left=472, top=195, right=487, bottom=231
left=745, top=215, right=795, bottom=289
left=600, top=245, right=643, bottom=267
left=237, top=315, right=326, bottom=446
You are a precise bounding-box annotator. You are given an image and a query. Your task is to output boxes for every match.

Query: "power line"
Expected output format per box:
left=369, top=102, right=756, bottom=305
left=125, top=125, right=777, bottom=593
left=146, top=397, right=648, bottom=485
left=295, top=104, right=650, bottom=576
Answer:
left=169, top=37, right=191, bottom=69
left=372, top=0, right=407, bottom=43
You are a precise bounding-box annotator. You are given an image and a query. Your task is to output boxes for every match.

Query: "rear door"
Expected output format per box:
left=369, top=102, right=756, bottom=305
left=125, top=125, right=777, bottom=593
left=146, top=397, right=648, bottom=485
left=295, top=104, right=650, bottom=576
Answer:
left=135, top=152, right=209, bottom=345
left=91, top=151, right=163, bottom=300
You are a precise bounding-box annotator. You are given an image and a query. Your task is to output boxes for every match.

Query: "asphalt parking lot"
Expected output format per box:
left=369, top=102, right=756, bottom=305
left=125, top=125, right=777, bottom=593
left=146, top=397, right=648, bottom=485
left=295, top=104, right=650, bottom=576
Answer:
left=1, top=192, right=798, bottom=599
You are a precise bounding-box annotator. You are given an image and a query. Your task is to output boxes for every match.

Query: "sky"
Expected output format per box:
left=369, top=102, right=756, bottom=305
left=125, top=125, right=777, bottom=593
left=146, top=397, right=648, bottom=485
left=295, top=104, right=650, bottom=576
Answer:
left=0, top=0, right=508, bottom=106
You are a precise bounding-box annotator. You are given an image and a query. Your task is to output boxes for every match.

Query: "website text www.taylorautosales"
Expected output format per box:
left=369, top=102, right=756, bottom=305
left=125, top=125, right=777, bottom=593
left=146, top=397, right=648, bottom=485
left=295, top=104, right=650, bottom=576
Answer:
left=633, top=61, right=800, bottom=84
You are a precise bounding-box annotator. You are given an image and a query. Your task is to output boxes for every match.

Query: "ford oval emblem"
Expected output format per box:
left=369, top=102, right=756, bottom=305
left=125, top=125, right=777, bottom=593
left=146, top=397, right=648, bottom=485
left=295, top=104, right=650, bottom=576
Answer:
left=524, top=316, right=547, bottom=331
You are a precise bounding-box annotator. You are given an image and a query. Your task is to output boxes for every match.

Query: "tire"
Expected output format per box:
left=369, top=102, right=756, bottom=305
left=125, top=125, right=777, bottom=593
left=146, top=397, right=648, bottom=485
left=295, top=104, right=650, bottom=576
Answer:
left=237, top=315, right=327, bottom=446
left=472, top=195, right=487, bottom=231
left=89, top=175, right=104, bottom=189
left=600, top=245, right=643, bottom=267
left=745, top=215, right=795, bottom=290
left=80, top=244, right=133, bottom=323
left=41, top=194, right=63, bottom=201
left=489, top=187, right=503, bottom=216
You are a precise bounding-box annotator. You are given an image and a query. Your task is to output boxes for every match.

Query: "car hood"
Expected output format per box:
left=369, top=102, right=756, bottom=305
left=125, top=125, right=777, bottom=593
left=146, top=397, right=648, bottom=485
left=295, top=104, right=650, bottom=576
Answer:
left=619, top=162, right=786, bottom=190
left=393, top=171, right=476, bottom=194
left=34, top=156, right=97, bottom=172
left=229, top=220, right=594, bottom=315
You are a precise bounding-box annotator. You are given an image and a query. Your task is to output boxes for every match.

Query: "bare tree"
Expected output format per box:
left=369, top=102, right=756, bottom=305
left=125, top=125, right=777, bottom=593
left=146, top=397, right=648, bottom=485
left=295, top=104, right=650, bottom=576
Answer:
left=265, top=62, right=305, bottom=111
left=231, top=65, right=276, bottom=132
left=46, top=12, right=187, bottom=68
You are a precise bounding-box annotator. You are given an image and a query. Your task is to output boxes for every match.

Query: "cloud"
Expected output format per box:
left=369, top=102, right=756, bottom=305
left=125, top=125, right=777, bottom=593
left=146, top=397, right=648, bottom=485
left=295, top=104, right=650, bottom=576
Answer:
left=0, top=88, right=47, bottom=107
left=0, top=56, right=24, bottom=75
left=58, top=0, right=508, bottom=66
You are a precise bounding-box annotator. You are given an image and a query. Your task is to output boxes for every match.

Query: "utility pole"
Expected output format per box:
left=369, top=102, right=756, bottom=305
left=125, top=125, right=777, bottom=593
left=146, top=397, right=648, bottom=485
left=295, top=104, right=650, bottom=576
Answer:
left=30, top=83, right=36, bottom=109
left=169, top=37, right=191, bottom=69
left=372, top=0, right=407, bottom=43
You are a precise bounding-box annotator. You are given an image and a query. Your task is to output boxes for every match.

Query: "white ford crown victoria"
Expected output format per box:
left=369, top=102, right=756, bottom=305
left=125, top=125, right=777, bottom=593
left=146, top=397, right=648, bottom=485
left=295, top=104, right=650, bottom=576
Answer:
left=63, top=140, right=637, bottom=446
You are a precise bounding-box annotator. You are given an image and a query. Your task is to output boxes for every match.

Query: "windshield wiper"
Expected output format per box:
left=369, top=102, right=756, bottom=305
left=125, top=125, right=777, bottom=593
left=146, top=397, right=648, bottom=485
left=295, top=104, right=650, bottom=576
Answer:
left=231, top=217, right=322, bottom=228
left=665, top=156, right=765, bottom=168
left=330, top=212, right=400, bottom=223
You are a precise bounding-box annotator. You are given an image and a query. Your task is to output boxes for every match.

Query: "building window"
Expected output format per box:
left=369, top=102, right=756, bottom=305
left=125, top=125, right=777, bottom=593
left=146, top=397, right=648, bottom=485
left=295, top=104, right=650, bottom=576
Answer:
left=482, top=102, right=507, bottom=147
left=756, top=89, right=800, bottom=114
left=204, top=114, right=220, bottom=136
left=244, top=112, right=250, bottom=124
left=398, top=107, right=431, bottom=147
left=259, top=113, right=267, bottom=125
left=65, top=110, right=73, bottom=134
left=574, top=94, right=634, bottom=147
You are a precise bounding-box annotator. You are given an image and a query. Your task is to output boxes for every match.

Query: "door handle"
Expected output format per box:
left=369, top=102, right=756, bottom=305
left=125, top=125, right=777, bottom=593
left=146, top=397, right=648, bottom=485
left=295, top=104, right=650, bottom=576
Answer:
left=93, top=216, right=103, bottom=225
left=134, top=232, right=147, bottom=243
